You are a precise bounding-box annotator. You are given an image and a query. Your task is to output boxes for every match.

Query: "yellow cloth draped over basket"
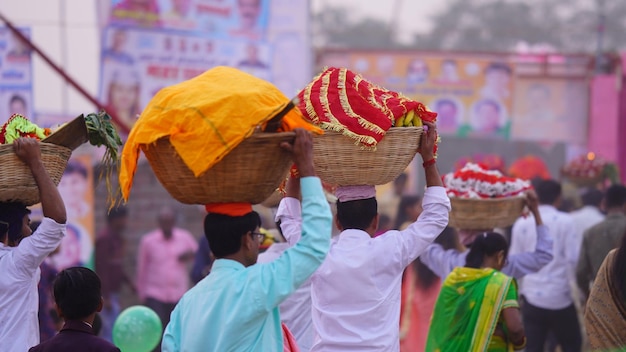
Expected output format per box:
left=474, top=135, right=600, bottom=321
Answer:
left=119, top=66, right=320, bottom=201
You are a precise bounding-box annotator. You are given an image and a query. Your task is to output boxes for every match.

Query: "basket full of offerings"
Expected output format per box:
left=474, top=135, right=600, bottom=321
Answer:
left=561, top=153, right=620, bottom=187
left=445, top=163, right=531, bottom=229
left=0, top=112, right=122, bottom=205
left=297, top=67, right=438, bottom=186
left=119, top=66, right=321, bottom=205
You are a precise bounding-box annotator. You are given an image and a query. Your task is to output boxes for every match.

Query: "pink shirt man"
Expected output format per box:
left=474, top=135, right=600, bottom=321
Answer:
left=136, top=227, right=198, bottom=303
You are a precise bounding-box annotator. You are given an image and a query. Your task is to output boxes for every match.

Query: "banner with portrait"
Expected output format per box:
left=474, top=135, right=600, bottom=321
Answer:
left=511, top=77, right=588, bottom=145
left=100, top=0, right=311, bottom=135
left=30, top=155, right=96, bottom=271
left=108, top=0, right=270, bottom=39
left=99, top=27, right=273, bottom=133
left=320, top=52, right=515, bottom=140
left=0, top=27, right=34, bottom=123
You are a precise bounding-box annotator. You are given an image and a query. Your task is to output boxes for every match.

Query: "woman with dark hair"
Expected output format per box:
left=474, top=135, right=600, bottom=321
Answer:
left=426, top=232, right=526, bottom=351
left=400, top=227, right=461, bottom=351
left=394, top=195, right=422, bottom=231
left=585, top=229, right=626, bottom=350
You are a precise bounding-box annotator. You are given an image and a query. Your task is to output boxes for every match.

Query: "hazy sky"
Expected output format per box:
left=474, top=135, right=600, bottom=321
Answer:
left=312, top=0, right=447, bottom=43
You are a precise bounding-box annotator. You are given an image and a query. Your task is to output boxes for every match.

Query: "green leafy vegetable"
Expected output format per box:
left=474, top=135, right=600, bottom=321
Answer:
left=84, top=110, right=123, bottom=208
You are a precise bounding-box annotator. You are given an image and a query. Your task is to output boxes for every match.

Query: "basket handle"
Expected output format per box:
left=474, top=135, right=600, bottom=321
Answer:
left=264, top=98, right=299, bottom=133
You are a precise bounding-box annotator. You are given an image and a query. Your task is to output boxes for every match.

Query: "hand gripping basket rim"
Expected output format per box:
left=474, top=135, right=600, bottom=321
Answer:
left=312, top=127, right=422, bottom=186
left=0, top=143, right=72, bottom=206
left=448, top=197, right=525, bottom=230
left=141, top=132, right=296, bottom=204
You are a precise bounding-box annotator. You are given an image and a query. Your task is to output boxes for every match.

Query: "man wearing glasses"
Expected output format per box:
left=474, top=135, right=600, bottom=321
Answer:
left=162, top=129, right=332, bottom=352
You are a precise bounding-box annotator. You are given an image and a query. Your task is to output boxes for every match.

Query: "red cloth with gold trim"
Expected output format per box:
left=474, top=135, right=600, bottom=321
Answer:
left=297, top=67, right=437, bottom=149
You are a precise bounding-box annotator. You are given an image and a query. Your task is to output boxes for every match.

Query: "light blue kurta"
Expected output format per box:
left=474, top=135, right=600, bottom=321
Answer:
left=162, top=177, right=332, bottom=352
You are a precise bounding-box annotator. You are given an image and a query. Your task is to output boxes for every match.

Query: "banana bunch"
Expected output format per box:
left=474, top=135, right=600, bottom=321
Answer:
left=395, top=109, right=424, bottom=127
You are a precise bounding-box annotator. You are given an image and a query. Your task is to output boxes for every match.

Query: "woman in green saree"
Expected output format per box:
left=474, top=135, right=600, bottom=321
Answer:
left=425, top=232, right=526, bottom=352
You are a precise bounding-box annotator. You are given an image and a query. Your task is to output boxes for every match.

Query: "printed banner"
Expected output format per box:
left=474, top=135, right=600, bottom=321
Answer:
left=0, top=27, right=34, bottom=122
left=320, top=52, right=515, bottom=139
left=109, top=0, right=270, bottom=39
left=101, top=0, right=311, bottom=134
left=30, top=156, right=96, bottom=271
left=99, top=27, right=272, bottom=133
left=511, top=77, right=588, bottom=144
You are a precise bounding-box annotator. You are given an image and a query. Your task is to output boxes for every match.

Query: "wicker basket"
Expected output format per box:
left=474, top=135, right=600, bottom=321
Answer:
left=312, top=127, right=422, bottom=186
left=449, top=197, right=525, bottom=230
left=141, top=132, right=296, bottom=204
left=261, top=190, right=284, bottom=208
left=563, top=173, right=604, bottom=187
left=0, top=143, right=72, bottom=205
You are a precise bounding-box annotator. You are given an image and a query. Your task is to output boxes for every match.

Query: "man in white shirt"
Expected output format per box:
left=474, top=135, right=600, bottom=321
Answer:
left=510, top=179, right=582, bottom=352
left=256, top=176, right=336, bottom=352
left=309, top=122, right=450, bottom=351
left=0, top=138, right=67, bottom=351
left=569, top=187, right=604, bottom=237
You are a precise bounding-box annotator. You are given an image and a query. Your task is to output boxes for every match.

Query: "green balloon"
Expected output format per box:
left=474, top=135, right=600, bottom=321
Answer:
left=113, top=305, right=163, bottom=352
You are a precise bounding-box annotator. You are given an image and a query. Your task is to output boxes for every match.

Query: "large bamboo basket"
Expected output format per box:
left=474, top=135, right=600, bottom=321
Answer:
left=141, top=132, right=296, bottom=204
left=312, top=127, right=422, bottom=186
left=0, top=143, right=71, bottom=205
left=562, top=173, right=604, bottom=187
left=449, top=197, right=525, bottom=230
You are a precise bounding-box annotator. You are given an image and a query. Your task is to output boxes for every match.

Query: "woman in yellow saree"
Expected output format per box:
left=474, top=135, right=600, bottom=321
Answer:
left=426, top=232, right=526, bottom=352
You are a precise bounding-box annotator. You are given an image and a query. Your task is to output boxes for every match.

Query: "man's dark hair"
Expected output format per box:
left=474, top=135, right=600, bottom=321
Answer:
left=0, top=202, right=30, bottom=243
left=535, top=179, right=562, bottom=205
left=485, top=62, right=512, bottom=75
left=107, top=205, right=128, bottom=222
left=605, top=184, right=626, bottom=209
left=9, top=94, right=26, bottom=107
left=336, top=198, right=377, bottom=231
left=53, top=267, right=102, bottom=320
left=394, top=173, right=408, bottom=186
left=204, top=211, right=261, bottom=258
left=580, top=188, right=604, bottom=207
left=435, top=99, right=457, bottom=111
left=64, top=161, right=88, bottom=178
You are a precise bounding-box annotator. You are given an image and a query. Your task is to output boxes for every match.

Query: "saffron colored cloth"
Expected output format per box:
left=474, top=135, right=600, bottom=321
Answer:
left=297, top=67, right=437, bottom=148
left=119, top=66, right=321, bottom=201
left=425, top=267, right=518, bottom=352
left=205, top=203, right=253, bottom=216
left=584, top=249, right=626, bottom=351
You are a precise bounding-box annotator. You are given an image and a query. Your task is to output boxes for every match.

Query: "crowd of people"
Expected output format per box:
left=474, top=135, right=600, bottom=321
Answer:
left=1, top=125, right=626, bottom=351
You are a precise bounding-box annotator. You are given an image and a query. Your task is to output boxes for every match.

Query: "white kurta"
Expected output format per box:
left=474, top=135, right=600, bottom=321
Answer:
left=309, top=186, right=450, bottom=352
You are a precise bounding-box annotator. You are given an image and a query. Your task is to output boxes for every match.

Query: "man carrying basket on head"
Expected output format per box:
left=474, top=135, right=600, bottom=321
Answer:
left=275, top=121, right=450, bottom=351
left=0, top=138, right=67, bottom=351
left=162, top=129, right=333, bottom=352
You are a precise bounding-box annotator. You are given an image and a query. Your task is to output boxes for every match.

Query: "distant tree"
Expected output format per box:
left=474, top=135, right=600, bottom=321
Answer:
left=312, top=6, right=401, bottom=49
left=412, top=0, right=626, bottom=53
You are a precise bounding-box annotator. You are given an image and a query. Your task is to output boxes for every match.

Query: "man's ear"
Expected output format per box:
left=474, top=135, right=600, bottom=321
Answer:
left=242, top=231, right=253, bottom=251
left=371, top=214, right=380, bottom=232
left=334, top=217, right=343, bottom=232
left=96, top=297, right=104, bottom=313
left=55, top=303, right=64, bottom=320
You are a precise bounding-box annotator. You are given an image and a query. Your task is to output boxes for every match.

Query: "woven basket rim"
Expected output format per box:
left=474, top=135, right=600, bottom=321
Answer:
left=143, top=131, right=297, bottom=146
left=319, top=126, right=423, bottom=136
left=450, top=197, right=525, bottom=203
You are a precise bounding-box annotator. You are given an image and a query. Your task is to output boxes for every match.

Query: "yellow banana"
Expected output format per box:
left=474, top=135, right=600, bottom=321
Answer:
left=413, top=113, right=422, bottom=127
left=396, top=115, right=405, bottom=127
left=405, top=110, right=415, bottom=127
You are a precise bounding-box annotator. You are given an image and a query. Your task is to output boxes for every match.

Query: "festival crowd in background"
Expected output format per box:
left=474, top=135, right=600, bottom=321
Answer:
left=1, top=124, right=625, bottom=352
